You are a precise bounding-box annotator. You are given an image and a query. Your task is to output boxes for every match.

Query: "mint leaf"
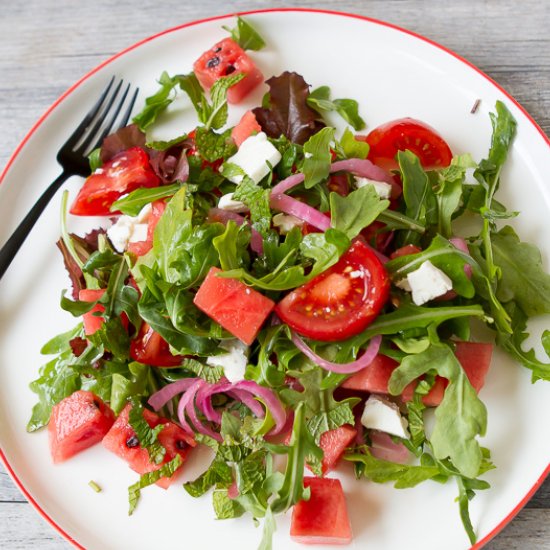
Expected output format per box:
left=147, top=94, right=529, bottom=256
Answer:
left=128, top=455, right=182, bottom=514
left=195, top=126, right=236, bottom=162
left=128, top=399, right=166, bottom=465
left=233, top=176, right=271, bottom=236
left=207, top=73, right=246, bottom=130
left=330, top=184, right=389, bottom=240
left=212, top=489, right=246, bottom=519
left=181, top=357, right=224, bottom=383
left=184, top=456, right=233, bottom=497
left=223, top=16, right=266, bottom=51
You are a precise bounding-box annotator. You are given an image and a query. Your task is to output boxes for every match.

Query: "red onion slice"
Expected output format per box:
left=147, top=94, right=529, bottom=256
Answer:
left=208, top=208, right=264, bottom=255
left=228, top=389, right=265, bottom=418
left=331, top=158, right=394, bottom=186
left=271, top=172, right=305, bottom=195
left=177, top=379, right=203, bottom=436
left=148, top=378, right=198, bottom=411
left=369, top=430, right=410, bottom=464
left=184, top=380, right=221, bottom=441
left=230, top=380, right=287, bottom=435
left=291, top=332, right=382, bottom=374
left=270, top=194, right=331, bottom=231
left=450, top=237, right=473, bottom=278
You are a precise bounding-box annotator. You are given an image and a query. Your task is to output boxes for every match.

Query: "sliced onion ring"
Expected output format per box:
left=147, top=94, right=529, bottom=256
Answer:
left=330, top=158, right=394, bottom=186
left=270, top=194, right=330, bottom=231
left=148, top=378, right=198, bottom=411
left=291, top=332, right=382, bottom=374
left=176, top=379, right=204, bottom=436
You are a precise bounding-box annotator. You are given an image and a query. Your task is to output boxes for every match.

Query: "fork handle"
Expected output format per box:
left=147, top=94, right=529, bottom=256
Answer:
left=0, top=171, right=70, bottom=280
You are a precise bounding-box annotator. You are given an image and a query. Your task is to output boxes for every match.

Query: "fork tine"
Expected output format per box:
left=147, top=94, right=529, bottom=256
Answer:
left=120, top=87, right=139, bottom=127
left=86, top=84, right=139, bottom=154
left=64, top=76, right=116, bottom=147
left=74, top=79, right=125, bottom=154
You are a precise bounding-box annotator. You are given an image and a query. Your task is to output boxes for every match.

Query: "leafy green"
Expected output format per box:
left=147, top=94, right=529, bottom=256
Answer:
left=178, top=72, right=244, bottom=131
left=491, top=225, right=550, bottom=316
left=128, top=398, right=166, bottom=465
left=88, top=148, right=102, bottom=172
left=128, top=455, right=183, bottom=514
left=195, top=126, right=236, bottom=163
left=222, top=16, right=266, bottom=50
left=388, top=344, right=487, bottom=478
left=111, top=184, right=180, bottom=216
left=233, top=176, right=272, bottom=236
left=307, top=86, right=365, bottom=130
left=132, top=71, right=178, bottom=131
left=336, top=127, right=370, bottom=159
left=184, top=456, right=233, bottom=498
left=302, top=127, right=334, bottom=189
left=330, top=184, right=389, bottom=239
left=181, top=358, right=224, bottom=384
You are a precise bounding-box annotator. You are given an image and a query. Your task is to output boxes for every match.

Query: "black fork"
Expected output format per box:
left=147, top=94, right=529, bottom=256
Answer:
left=0, top=77, right=139, bottom=279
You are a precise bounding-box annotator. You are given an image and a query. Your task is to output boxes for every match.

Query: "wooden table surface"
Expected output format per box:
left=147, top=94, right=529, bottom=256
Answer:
left=0, top=1, right=548, bottom=549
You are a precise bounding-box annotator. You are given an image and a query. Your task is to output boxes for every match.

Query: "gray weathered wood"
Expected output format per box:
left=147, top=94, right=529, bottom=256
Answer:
left=0, top=1, right=548, bottom=549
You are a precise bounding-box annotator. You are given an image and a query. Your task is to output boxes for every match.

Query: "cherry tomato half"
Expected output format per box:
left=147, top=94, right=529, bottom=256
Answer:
left=275, top=240, right=390, bottom=341
left=70, top=147, right=160, bottom=216
left=361, top=118, right=453, bottom=171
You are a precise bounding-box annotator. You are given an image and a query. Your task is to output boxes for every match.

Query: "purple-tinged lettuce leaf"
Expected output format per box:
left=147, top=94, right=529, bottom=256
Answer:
left=253, top=72, right=325, bottom=145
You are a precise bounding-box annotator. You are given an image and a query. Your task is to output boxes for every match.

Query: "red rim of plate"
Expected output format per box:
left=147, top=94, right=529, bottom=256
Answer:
left=0, top=7, right=548, bottom=550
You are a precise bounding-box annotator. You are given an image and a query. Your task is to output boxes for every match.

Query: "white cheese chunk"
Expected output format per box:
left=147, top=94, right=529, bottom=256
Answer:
left=354, top=177, right=392, bottom=199
left=361, top=395, right=409, bottom=439
left=225, top=132, right=282, bottom=184
left=218, top=192, right=249, bottom=213
left=272, top=213, right=304, bottom=234
left=206, top=339, right=249, bottom=383
left=106, top=204, right=152, bottom=253
left=405, top=260, right=453, bottom=305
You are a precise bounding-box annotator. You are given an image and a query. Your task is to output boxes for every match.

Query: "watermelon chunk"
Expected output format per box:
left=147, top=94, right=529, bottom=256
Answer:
left=318, top=424, right=357, bottom=474
left=102, top=404, right=195, bottom=488
left=79, top=288, right=106, bottom=335
left=231, top=110, right=262, bottom=147
left=290, top=477, right=352, bottom=545
left=48, top=390, right=115, bottom=463
left=193, top=267, right=275, bottom=345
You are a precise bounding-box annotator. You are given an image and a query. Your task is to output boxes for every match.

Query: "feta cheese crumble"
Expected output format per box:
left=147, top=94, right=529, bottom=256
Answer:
left=354, top=176, right=392, bottom=199
left=206, top=339, right=249, bottom=383
left=218, top=192, right=249, bottom=213
left=225, top=132, right=282, bottom=184
left=361, top=395, right=409, bottom=439
left=272, top=213, right=304, bottom=234
left=106, top=203, right=152, bottom=253
left=402, top=260, right=453, bottom=305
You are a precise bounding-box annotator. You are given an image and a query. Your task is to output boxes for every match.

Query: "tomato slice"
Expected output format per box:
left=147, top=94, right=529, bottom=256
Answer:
left=129, top=322, right=184, bottom=367
left=362, top=118, right=453, bottom=170
left=276, top=240, right=390, bottom=341
left=70, top=147, right=160, bottom=216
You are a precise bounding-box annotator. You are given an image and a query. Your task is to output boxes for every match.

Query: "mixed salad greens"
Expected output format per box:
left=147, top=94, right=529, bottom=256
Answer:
left=28, top=16, right=550, bottom=548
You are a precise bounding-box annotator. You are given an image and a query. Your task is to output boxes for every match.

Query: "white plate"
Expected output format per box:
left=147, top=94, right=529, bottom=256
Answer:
left=0, top=8, right=549, bottom=550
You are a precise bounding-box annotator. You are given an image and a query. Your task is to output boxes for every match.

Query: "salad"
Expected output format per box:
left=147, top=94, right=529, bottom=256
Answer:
left=27, top=16, right=550, bottom=549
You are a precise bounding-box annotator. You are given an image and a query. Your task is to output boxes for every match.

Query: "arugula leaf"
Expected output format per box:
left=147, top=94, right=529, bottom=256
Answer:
left=336, top=127, right=370, bottom=159
left=386, top=234, right=476, bottom=298
left=40, top=324, right=83, bottom=355
left=497, top=302, right=550, bottom=381
left=491, top=225, right=550, bottom=316
left=388, top=344, right=487, bottom=478
left=111, top=184, right=180, bottom=216
left=307, top=86, right=365, bottom=130
left=432, top=154, right=476, bottom=238
left=222, top=16, right=266, bottom=50
left=88, top=148, right=102, bottom=172
left=128, top=398, right=166, bottom=465
left=397, top=150, right=436, bottom=246
left=302, top=127, right=334, bottom=189
left=270, top=402, right=323, bottom=512
left=132, top=71, right=179, bottom=131
left=258, top=507, right=276, bottom=550
left=128, top=454, right=182, bottom=514
left=330, top=184, right=389, bottom=240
